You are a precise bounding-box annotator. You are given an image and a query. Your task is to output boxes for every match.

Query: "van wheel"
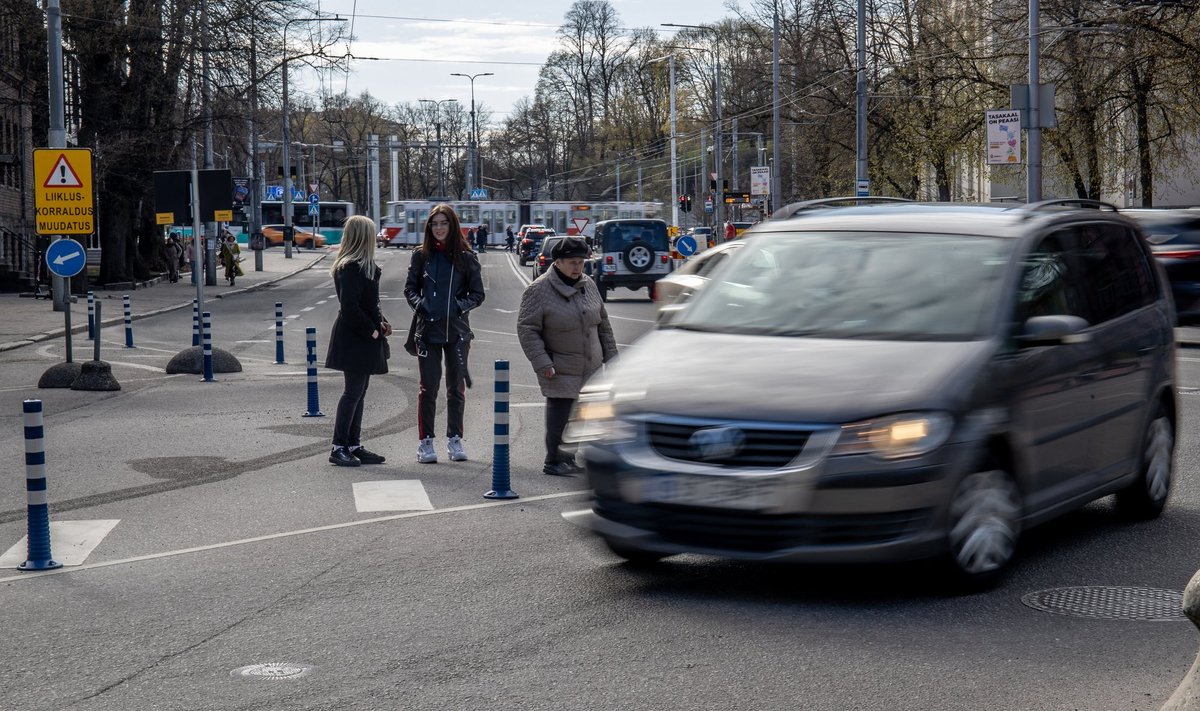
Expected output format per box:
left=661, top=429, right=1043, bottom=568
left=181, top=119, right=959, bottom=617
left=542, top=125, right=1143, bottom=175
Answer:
left=598, top=282, right=608, bottom=302
left=604, top=538, right=669, bottom=565
left=647, top=283, right=656, bottom=302
left=1117, top=405, right=1173, bottom=519
left=944, top=469, right=1021, bottom=589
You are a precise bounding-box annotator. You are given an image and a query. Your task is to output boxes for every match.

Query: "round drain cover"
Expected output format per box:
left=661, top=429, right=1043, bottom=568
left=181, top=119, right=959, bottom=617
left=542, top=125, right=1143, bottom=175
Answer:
left=1022, top=586, right=1186, bottom=621
left=230, top=662, right=313, bottom=680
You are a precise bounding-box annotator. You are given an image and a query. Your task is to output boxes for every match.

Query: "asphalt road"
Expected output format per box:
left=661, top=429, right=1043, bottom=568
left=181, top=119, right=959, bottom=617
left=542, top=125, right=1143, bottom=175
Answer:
left=0, top=248, right=1198, bottom=710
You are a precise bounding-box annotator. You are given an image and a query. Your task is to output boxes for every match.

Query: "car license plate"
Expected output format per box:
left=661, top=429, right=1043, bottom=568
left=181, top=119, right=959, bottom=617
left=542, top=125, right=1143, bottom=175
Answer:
left=637, top=474, right=778, bottom=510
left=603, top=264, right=617, bottom=274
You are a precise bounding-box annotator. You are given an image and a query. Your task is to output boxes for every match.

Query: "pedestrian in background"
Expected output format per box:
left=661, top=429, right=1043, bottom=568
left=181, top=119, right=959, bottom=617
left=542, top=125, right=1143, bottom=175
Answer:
left=404, top=204, right=486, bottom=464
left=219, top=231, right=243, bottom=286
left=325, top=215, right=391, bottom=467
left=505, top=225, right=515, bottom=252
left=518, top=236, right=617, bottom=476
left=163, top=234, right=181, bottom=283
left=476, top=221, right=489, bottom=253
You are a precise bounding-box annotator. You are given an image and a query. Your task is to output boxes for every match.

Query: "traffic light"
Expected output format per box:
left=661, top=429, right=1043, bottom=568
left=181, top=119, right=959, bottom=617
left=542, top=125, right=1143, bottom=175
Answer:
left=685, top=194, right=693, bottom=212
left=679, top=195, right=688, bottom=213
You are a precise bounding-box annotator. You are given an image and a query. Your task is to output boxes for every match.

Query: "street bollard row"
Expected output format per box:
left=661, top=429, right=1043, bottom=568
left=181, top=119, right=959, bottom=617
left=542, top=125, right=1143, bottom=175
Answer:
left=123, top=294, right=134, bottom=348
left=191, top=299, right=200, bottom=347
left=275, top=302, right=286, bottom=364
left=86, top=291, right=95, bottom=340
left=302, top=327, right=323, bottom=417
left=201, top=312, right=214, bottom=382
left=485, top=360, right=518, bottom=500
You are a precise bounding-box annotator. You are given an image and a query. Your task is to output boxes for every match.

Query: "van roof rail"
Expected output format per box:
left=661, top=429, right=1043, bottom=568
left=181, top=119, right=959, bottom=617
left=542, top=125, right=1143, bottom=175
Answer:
left=772, top=196, right=915, bottom=220
left=1017, top=198, right=1120, bottom=214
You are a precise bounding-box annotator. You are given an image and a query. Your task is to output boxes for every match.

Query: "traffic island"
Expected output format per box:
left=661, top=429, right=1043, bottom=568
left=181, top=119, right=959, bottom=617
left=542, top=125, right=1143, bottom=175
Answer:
left=70, top=360, right=120, bottom=391
left=37, top=362, right=83, bottom=389
left=1162, top=569, right=1200, bottom=709
left=165, top=346, right=242, bottom=374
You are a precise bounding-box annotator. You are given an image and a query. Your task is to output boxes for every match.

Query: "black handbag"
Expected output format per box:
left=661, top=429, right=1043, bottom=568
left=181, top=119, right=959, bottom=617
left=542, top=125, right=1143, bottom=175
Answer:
left=403, top=311, right=419, bottom=356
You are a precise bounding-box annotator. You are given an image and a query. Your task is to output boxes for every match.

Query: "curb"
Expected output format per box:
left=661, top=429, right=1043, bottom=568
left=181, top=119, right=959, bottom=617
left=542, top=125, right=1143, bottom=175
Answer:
left=0, top=254, right=327, bottom=354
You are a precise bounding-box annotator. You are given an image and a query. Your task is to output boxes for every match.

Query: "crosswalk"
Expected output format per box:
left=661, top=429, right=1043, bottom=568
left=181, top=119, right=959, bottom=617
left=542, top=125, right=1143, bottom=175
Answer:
left=0, top=480, right=436, bottom=569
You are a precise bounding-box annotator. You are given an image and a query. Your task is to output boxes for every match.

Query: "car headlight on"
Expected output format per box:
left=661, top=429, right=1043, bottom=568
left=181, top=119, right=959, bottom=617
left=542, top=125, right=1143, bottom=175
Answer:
left=831, top=412, right=953, bottom=460
left=563, top=391, right=635, bottom=444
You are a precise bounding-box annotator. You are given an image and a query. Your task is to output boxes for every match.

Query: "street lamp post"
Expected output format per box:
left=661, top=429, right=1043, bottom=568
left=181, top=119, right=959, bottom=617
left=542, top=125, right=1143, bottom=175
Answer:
left=419, top=98, right=458, bottom=199
left=662, top=24, right=723, bottom=237
left=450, top=73, right=493, bottom=196
left=645, top=55, right=678, bottom=229
left=282, top=15, right=345, bottom=258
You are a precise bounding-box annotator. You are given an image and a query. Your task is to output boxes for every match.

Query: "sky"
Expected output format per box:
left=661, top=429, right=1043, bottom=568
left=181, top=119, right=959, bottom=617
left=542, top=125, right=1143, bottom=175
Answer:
left=295, top=0, right=739, bottom=120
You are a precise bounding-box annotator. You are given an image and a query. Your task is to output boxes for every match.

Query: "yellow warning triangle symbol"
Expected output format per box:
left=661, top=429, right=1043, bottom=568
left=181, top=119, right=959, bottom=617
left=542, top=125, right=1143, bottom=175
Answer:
left=42, top=154, right=84, bottom=188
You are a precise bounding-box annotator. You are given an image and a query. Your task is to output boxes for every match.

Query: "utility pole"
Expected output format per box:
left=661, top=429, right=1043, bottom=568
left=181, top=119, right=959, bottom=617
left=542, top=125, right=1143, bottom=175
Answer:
left=419, top=99, right=457, bottom=198
left=45, top=0, right=67, bottom=311
left=368, top=134, right=380, bottom=227
left=856, top=0, right=869, bottom=196
left=450, top=73, right=492, bottom=195
left=389, top=135, right=399, bottom=204
left=202, top=0, right=216, bottom=286
left=772, top=5, right=781, bottom=214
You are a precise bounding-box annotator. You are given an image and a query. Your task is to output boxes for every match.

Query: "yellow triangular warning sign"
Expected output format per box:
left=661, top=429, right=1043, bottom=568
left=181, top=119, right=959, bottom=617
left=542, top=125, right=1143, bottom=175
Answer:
left=42, top=154, right=84, bottom=188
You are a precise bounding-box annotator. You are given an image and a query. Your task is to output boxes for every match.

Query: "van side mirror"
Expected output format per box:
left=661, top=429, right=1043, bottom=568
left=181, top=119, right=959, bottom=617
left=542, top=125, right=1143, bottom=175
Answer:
left=1018, top=315, right=1091, bottom=345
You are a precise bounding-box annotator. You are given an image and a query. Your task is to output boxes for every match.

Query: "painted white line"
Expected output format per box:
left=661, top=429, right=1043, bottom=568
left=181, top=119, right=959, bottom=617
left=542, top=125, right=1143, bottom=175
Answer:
left=316, top=300, right=328, bottom=305
left=301, top=306, right=316, bottom=312
left=315, top=279, right=335, bottom=290
left=286, top=314, right=301, bottom=319
left=0, top=491, right=587, bottom=584
left=0, top=519, right=120, bottom=567
left=107, top=360, right=170, bottom=373
left=1179, top=357, right=1200, bottom=362
left=353, top=481, right=434, bottom=512
left=505, top=252, right=532, bottom=286
left=609, top=315, right=654, bottom=323
left=510, top=402, right=547, bottom=408
left=235, top=340, right=272, bottom=344
left=494, top=308, right=517, bottom=314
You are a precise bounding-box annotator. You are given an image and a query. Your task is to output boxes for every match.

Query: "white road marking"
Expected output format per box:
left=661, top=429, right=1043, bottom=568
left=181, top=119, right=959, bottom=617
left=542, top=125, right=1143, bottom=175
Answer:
left=510, top=402, right=547, bottom=408
left=505, top=252, right=532, bottom=286
left=353, top=481, right=434, bottom=512
left=287, top=314, right=301, bottom=319
left=0, top=491, right=587, bottom=584
left=494, top=308, right=517, bottom=314
left=235, top=340, right=272, bottom=344
left=316, top=279, right=335, bottom=290
left=316, top=300, right=328, bottom=305
left=301, top=306, right=316, bottom=312
left=0, top=519, right=120, bottom=568
left=106, top=360, right=171, bottom=373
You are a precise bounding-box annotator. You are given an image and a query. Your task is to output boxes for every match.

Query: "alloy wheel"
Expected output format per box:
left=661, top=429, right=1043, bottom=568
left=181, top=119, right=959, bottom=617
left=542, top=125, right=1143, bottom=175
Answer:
left=947, top=470, right=1021, bottom=576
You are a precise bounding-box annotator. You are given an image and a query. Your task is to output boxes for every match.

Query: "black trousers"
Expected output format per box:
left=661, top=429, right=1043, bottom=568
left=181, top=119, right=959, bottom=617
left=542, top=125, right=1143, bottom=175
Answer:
left=545, top=397, right=576, bottom=465
left=417, top=341, right=469, bottom=440
left=333, top=371, right=371, bottom=447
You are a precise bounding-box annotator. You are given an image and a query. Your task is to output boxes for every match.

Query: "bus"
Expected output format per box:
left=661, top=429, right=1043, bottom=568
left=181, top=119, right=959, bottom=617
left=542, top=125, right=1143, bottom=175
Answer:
left=378, top=200, right=663, bottom=248
left=260, top=200, right=357, bottom=245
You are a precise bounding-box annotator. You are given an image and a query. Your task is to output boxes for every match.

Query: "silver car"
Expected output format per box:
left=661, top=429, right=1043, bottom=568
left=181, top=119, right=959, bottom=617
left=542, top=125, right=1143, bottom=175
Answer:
left=654, top=240, right=743, bottom=316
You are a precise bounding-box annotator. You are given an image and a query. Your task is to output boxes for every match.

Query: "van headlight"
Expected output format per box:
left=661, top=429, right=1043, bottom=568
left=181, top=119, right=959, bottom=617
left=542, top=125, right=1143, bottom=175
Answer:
left=830, top=413, right=953, bottom=460
left=564, top=391, right=636, bottom=444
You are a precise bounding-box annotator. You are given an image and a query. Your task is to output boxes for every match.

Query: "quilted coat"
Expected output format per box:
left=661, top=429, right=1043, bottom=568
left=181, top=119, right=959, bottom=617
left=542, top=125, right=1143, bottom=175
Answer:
left=517, top=267, right=618, bottom=399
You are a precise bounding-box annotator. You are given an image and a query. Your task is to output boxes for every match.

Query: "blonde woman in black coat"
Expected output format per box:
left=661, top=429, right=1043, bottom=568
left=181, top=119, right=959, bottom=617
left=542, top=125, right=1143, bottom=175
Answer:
left=325, top=215, right=392, bottom=467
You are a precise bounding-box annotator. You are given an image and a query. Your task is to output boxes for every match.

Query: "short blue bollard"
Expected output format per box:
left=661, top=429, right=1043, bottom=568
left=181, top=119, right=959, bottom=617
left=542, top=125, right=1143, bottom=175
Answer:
left=201, top=311, right=215, bottom=382
left=86, top=291, right=95, bottom=340
left=302, top=327, right=323, bottom=417
left=274, top=302, right=286, bottom=364
left=485, top=360, right=518, bottom=500
left=18, top=400, right=61, bottom=571
left=191, top=300, right=200, bottom=347
left=123, top=294, right=134, bottom=348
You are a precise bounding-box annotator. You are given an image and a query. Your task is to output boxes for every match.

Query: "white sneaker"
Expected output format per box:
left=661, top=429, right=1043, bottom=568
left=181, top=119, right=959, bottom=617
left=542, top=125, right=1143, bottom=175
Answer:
left=447, top=436, right=468, bottom=461
left=417, top=437, right=437, bottom=463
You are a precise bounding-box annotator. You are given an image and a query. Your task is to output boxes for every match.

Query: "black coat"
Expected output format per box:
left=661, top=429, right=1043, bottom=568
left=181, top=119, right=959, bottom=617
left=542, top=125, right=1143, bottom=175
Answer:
left=325, top=262, right=389, bottom=374
left=404, top=247, right=485, bottom=345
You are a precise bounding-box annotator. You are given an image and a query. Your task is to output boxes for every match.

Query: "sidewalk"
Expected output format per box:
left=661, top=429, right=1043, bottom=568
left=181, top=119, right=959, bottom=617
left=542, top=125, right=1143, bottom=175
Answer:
left=0, top=247, right=328, bottom=353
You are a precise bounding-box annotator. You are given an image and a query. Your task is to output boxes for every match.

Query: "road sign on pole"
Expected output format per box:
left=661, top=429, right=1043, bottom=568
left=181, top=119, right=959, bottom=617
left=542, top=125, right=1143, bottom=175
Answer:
left=45, top=238, right=86, bottom=278
left=308, top=193, right=320, bottom=205
left=308, top=204, right=320, bottom=217
left=34, top=148, right=94, bottom=235
left=571, top=218, right=589, bottom=235
left=675, top=235, right=697, bottom=257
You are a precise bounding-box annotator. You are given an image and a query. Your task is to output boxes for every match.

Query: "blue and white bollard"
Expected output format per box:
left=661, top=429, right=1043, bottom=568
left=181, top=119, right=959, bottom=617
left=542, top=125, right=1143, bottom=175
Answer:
left=18, top=400, right=61, bottom=571
left=191, top=300, right=200, bottom=347
left=302, top=327, right=323, bottom=417
left=86, top=291, right=95, bottom=340
left=484, top=360, right=518, bottom=500
left=123, top=294, right=134, bottom=348
left=274, top=302, right=286, bottom=364
left=201, top=311, right=215, bottom=382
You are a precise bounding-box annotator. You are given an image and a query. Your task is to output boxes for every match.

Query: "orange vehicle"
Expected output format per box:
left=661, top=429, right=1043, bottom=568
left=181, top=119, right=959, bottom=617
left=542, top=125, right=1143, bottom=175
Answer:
left=261, top=225, right=326, bottom=249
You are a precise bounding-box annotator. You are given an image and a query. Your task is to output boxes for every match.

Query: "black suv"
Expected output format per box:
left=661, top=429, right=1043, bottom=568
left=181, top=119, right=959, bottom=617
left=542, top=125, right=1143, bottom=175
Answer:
left=1122, top=208, right=1200, bottom=323
left=519, top=228, right=555, bottom=266
left=587, top=219, right=672, bottom=301
left=564, top=199, right=1176, bottom=588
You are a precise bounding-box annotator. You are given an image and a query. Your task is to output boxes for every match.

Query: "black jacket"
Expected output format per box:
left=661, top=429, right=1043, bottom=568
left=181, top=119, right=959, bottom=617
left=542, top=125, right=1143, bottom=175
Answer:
left=325, top=262, right=389, bottom=374
left=404, top=247, right=485, bottom=345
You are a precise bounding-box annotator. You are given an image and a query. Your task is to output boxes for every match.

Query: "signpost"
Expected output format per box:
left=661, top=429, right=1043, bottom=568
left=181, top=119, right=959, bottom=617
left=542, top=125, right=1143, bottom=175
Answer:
left=45, top=238, right=86, bottom=279
left=675, top=234, right=697, bottom=258
left=986, top=109, right=1023, bottom=165
left=34, top=148, right=94, bottom=312
left=571, top=218, right=590, bottom=236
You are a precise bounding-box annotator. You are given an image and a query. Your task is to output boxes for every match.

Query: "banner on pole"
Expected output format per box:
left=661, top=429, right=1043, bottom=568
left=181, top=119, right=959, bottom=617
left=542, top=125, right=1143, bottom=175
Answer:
left=750, top=166, right=770, bottom=196
left=986, top=110, right=1022, bottom=165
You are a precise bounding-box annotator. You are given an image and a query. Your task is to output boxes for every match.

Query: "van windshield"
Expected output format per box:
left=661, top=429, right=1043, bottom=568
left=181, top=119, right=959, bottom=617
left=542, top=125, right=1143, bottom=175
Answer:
left=675, top=232, right=1014, bottom=340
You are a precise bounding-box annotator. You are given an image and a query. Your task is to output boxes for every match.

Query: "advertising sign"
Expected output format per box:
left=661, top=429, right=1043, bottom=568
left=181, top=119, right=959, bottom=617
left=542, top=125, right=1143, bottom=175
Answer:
left=750, top=166, right=770, bottom=196
left=986, top=110, right=1022, bottom=165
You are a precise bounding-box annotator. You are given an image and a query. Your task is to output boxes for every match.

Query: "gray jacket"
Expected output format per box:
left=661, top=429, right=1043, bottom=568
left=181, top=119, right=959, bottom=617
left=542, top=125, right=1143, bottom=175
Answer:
left=518, top=267, right=618, bottom=399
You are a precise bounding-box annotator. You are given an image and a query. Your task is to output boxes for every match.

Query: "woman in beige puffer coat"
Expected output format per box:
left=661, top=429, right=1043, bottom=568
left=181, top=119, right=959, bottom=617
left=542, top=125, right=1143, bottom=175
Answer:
left=518, top=237, right=618, bottom=476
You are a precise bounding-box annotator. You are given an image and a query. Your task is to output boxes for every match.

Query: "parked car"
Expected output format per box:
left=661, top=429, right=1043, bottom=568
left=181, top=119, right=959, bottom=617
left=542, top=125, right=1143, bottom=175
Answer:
left=564, top=200, right=1176, bottom=589
left=532, top=236, right=567, bottom=279
left=519, top=227, right=556, bottom=266
left=1122, top=208, right=1200, bottom=323
left=586, top=218, right=672, bottom=301
left=653, top=239, right=744, bottom=316
left=262, top=225, right=325, bottom=249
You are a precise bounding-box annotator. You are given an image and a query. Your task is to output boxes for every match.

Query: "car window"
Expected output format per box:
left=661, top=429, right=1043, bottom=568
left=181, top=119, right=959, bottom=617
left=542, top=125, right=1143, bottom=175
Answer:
left=1074, top=223, right=1157, bottom=322
left=677, top=232, right=1013, bottom=340
left=601, top=222, right=669, bottom=252
left=695, top=248, right=733, bottom=277
left=1015, top=232, right=1087, bottom=323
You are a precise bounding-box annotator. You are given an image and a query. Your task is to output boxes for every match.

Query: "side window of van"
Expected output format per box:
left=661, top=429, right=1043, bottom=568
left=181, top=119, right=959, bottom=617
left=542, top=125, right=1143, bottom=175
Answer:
left=1074, top=224, right=1157, bottom=324
left=1016, top=232, right=1087, bottom=323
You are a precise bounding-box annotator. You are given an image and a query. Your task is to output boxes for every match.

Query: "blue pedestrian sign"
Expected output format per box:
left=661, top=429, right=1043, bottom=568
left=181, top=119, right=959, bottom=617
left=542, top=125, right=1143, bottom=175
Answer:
left=265, top=185, right=284, bottom=200
left=675, top=235, right=697, bottom=257
left=45, top=238, right=86, bottom=278
left=469, top=188, right=488, bottom=200
left=308, top=204, right=320, bottom=216
left=308, top=193, right=320, bottom=205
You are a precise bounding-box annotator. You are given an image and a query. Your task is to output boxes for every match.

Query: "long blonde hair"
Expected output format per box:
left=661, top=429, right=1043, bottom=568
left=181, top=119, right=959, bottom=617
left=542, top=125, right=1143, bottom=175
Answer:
left=330, top=215, right=377, bottom=276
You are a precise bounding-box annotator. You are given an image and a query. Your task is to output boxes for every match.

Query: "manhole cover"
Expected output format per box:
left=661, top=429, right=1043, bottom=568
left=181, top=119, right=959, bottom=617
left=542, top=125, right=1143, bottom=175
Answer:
left=1022, top=586, right=1186, bottom=621
left=230, top=662, right=313, bottom=680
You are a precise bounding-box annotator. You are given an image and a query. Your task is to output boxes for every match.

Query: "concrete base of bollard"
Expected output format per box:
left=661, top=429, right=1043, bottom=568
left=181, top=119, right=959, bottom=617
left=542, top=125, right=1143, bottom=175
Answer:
left=1162, top=569, right=1200, bottom=710
left=70, top=360, right=121, bottom=391
left=165, top=346, right=243, bottom=374
left=38, top=362, right=84, bottom=389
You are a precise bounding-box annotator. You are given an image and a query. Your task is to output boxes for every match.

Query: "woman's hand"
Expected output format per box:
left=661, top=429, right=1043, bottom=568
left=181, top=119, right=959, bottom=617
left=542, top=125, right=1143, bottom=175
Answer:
left=381, top=322, right=393, bottom=337
left=543, top=366, right=556, bottom=379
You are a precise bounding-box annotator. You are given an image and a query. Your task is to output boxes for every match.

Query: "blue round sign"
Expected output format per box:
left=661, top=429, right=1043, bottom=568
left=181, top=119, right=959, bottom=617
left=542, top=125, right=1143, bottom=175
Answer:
left=675, top=235, right=697, bottom=257
left=45, top=238, right=86, bottom=278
